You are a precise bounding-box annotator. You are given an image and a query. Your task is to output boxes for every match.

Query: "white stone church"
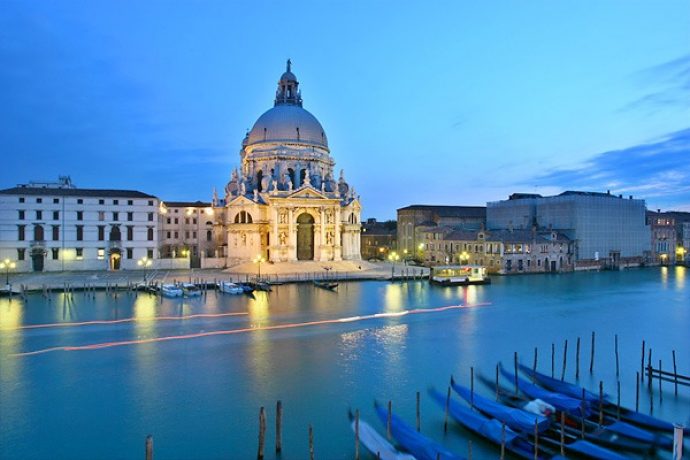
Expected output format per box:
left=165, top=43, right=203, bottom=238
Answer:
left=216, top=61, right=362, bottom=264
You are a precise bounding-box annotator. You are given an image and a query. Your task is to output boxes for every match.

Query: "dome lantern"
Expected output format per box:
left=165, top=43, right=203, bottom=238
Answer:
left=275, top=59, right=302, bottom=107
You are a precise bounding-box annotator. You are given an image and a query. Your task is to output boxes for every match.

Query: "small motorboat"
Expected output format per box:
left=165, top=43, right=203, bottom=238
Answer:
left=160, top=283, right=183, bottom=298
left=218, top=281, right=244, bottom=295
left=313, top=280, right=339, bottom=291
left=181, top=283, right=202, bottom=297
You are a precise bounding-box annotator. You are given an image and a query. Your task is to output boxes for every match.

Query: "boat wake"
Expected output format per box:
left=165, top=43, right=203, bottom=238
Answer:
left=12, top=302, right=490, bottom=357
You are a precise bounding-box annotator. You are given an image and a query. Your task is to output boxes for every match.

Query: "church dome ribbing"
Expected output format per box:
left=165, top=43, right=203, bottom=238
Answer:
left=245, top=59, right=329, bottom=150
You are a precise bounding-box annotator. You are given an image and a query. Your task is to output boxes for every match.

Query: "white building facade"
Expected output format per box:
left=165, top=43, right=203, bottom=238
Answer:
left=220, top=61, right=361, bottom=264
left=0, top=177, right=160, bottom=272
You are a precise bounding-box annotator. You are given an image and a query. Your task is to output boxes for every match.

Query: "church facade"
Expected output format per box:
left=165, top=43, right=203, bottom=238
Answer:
left=217, top=61, right=361, bottom=264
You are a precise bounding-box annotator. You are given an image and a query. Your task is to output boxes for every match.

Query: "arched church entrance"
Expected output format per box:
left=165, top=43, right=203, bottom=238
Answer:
left=296, top=213, right=315, bottom=261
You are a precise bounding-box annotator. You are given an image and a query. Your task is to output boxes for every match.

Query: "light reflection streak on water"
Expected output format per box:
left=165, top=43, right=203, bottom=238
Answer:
left=0, top=298, right=24, bottom=382
left=660, top=266, right=668, bottom=285
left=674, top=266, right=685, bottom=290
left=13, top=303, right=490, bottom=357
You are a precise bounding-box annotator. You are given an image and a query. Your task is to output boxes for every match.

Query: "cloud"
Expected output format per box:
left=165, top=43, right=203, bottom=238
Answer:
left=620, top=54, right=690, bottom=114
left=532, top=128, right=690, bottom=210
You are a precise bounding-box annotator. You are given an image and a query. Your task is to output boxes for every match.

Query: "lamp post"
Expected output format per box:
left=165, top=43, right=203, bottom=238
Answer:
left=253, top=254, right=265, bottom=280
left=0, top=258, right=16, bottom=286
left=137, top=256, right=152, bottom=284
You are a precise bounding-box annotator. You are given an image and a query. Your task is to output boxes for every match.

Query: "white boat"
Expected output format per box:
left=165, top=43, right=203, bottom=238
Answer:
left=160, top=283, right=183, bottom=298
left=429, top=264, right=491, bottom=286
left=218, top=281, right=244, bottom=295
left=182, top=283, right=202, bottom=297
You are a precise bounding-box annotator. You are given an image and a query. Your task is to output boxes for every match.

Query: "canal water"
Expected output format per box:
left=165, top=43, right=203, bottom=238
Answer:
left=1, top=267, right=688, bottom=459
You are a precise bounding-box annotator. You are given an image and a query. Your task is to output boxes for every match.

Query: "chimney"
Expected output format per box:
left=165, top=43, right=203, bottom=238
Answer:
left=629, top=195, right=632, bottom=200
left=607, top=190, right=610, bottom=195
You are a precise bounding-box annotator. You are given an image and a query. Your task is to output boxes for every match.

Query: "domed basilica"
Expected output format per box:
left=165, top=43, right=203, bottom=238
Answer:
left=218, top=61, right=361, bottom=264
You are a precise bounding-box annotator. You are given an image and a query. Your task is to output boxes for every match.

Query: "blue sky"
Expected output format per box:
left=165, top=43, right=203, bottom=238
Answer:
left=1, top=1, right=689, bottom=218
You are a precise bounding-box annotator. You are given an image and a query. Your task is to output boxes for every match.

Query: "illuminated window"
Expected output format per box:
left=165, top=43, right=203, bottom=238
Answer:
left=97, top=248, right=105, bottom=260
left=76, top=248, right=83, bottom=260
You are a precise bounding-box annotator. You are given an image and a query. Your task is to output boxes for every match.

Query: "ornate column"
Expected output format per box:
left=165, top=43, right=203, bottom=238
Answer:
left=334, top=207, right=342, bottom=260
left=288, top=207, right=296, bottom=261
left=271, top=207, right=279, bottom=261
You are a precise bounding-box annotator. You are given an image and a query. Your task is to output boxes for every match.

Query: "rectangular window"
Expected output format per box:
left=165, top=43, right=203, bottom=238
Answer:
left=192, top=218, right=197, bottom=225
left=19, top=197, right=25, bottom=203
left=76, top=225, right=84, bottom=241
left=77, top=211, right=83, bottom=221
left=127, top=200, right=133, bottom=206
left=127, top=212, right=133, bottom=221
left=97, top=248, right=105, bottom=260
left=36, top=210, right=43, bottom=220
left=185, top=231, right=190, bottom=239
left=77, top=198, right=83, bottom=204
left=126, top=248, right=133, bottom=259
left=167, top=231, right=171, bottom=238
left=18, top=248, right=26, bottom=261
left=185, top=218, right=190, bottom=225
left=147, top=249, right=154, bottom=259
left=98, top=226, right=105, bottom=241
left=166, top=217, right=171, bottom=224
left=148, top=200, right=154, bottom=206
left=53, top=210, right=59, bottom=220
left=18, top=210, right=25, bottom=220
left=127, top=226, right=133, bottom=241
left=98, top=211, right=105, bottom=221
left=99, top=199, right=104, bottom=205
left=174, top=218, right=179, bottom=224
left=76, top=248, right=83, bottom=260
left=18, top=225, right=25, bottom=241
left=148, top=212, right=153, bottom=221
left=192, top=231, right=197, bottom=239
left=52, top=248, right=59, bottom=260
left=147, top=228, right=154, bottom=241
left=36, top=198, right=42, bottom=203
left=113, top=199, right=119, bottom=205
left=53, top=198, right=59, bottom=204
left=52, top=225, right=59, bottom=241
left=174, top=231, right=179, bottom=238
left=113, top=212, right=119, bottom=221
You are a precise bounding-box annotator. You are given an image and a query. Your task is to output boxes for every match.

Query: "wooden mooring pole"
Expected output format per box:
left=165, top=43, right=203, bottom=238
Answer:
left=257, top=407, right=266, bottom=460
left=416, top=391, right=421, bottom=432
left=641, top=340, right=645, bottom=382
left=354, top=409, right=360, bottom=460
left=500, top=422, right=506, bottom=460
left=561, top=339, right=568, bottom=381
left=308, top=424, right=314, bottom=460
left=673, top=350, right=678, bottom=396
left=560, top=412, right=565, bottom=455
left=275, top=400, right=283, bottom=454
left=444, top=385, right=451, bottom=433
left=145, top=435, right=153, bottom=460
left=551, top=343, right=555, bottom=378
left=615, top=334, right=620, bottom=378
left=470, top=367, right=474, bottom=407
left=575, top=337, right=580, bottom=380
left=533, top=347, right=538, bottom=380
left=387, top=400, right=392, bottom=440
left=598, top=381, right=604, bottom=426
left=636, top=372, right=640, bottom=412
left=534, top=418, right=539, bottom=460
left=514, top=352, right=519, bottom=395
left=659, top=359, right=663, bottom=404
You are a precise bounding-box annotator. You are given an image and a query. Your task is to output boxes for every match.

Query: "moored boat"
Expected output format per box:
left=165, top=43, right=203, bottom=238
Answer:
left=160, top=283, right=183, bottom=298
left=313, top=280, right=338, bottom=291
left=181, top=283, right=202, bottom=297
left=374, top=401, right=464, bottom=460
left=218, top=281, right=244, bottom=295
left=429, top=265, right=490, bottom=286
left=348, top=412, right=415, bottom=460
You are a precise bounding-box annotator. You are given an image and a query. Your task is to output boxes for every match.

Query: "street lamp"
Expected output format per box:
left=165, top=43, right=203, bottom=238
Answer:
left=460, top=251, right=469, bottom=265
left=0, top=258, right=16, bottom=286
left=137, top=256, right=153, bottom=284
left=253, top=254, right=265, bottom=280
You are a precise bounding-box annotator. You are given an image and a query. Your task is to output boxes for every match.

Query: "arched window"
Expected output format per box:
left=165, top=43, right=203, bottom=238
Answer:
left=348, top=213, right=357, bottom=224
left=234, top=211, right=253, bottom=224
left=205, top=221, right=213, bottom=226
left=299, top=169, right=306, bottom=187
left=206, top=230, right=212, bottom=241
left=109, top=226, right=121, bottom=241
left=287, top=168, right=295, bottom=186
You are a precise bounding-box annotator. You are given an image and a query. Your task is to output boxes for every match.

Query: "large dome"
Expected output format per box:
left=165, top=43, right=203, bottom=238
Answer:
left=246, top=104, right=329, bottom=149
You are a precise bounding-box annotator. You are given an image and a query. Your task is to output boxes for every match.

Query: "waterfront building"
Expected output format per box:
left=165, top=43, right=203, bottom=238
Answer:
left=396, top=205, right=486, bottom=258
left=487, top=191, right=650, bottom=270
left=360, top=218, right=396, bottom=260
left=420, top=227, right=573, bottom=274
left=0, top=177, right=159, bottom=272
left=646, top=210, right=676, bottom=265
left=682, top=222, right=690, bottom=265
left=220, top=61, right=361, bottom=264
left=159, top=201, right=222, bottom=268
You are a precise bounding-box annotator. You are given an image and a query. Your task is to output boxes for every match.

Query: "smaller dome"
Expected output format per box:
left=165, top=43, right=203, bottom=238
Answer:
left=280, top=70, right=297, bottom=82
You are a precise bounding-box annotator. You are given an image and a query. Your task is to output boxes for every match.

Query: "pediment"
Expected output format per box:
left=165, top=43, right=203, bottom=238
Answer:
left=226, top=195, right=260, bottom=207
left=285, top=186, right=328, bottom=200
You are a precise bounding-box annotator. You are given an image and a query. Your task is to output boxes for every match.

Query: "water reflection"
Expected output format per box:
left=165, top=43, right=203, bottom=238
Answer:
left=0, top=299, right=24, bottom=382
left=248, top=293, right=270, bottom=323
left=660, top=266, right=668, bottom=285
left=674, top=266, right=685, bottom=290
left=383, top=284, right=405, bottom=312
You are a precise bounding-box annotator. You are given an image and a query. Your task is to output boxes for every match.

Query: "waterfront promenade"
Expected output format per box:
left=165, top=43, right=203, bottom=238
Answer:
left=4, top=260, right=429, bottom=291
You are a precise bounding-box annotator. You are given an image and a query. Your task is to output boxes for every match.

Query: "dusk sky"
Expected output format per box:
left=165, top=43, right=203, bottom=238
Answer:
left=1, top=1, right=689, bottom=218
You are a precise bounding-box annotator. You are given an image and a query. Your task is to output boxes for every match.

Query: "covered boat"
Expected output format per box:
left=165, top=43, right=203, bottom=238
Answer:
left=429, top=265, right=490, bottom=286
left=218, top=281, right=244, bottom=295
left=519, top=364, right=675, bottom=432
left=374, top=402, right=464, bottom=460
left=348, top=413, right=416, bottom=460
left=160, top=283, right=183, bottom=298
left=181, top=283, right=202, bottom=297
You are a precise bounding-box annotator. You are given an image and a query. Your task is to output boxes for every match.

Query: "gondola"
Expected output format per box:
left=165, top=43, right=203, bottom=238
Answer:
left=518, top=363, right=675, bottom=432
left=500, top=366, right=673, bottom=450
left=477, top=372, right=659, bottom=454
left=313, top=280, right=339, bottom=291
left=347, top=411, right=415, bottom=460
left=374, top=402, right=464, bottom=460
left=428, top=388, right=626, bottom=460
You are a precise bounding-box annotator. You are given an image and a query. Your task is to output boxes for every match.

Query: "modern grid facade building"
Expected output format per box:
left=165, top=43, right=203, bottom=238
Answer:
left=487, top=191, right=650, bottom=269
left=0, top=177, right=160, bottom=272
